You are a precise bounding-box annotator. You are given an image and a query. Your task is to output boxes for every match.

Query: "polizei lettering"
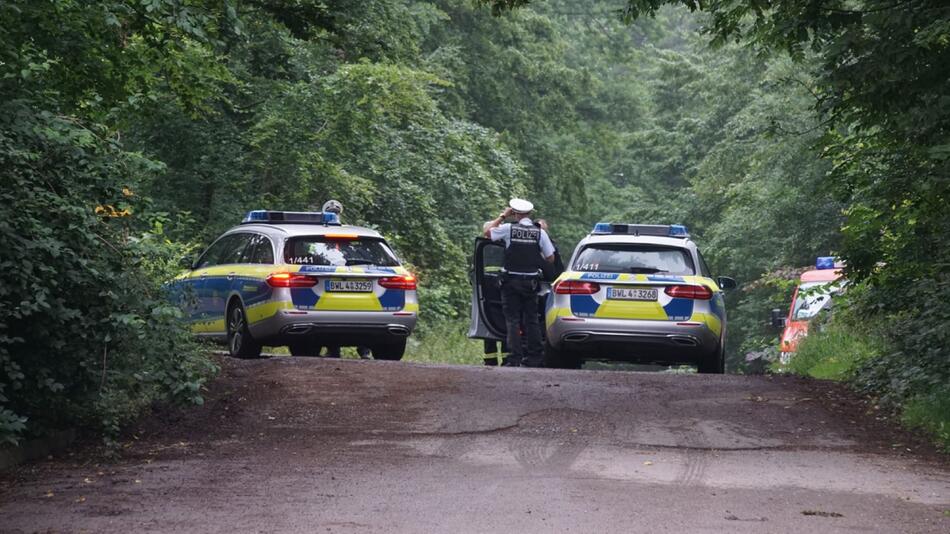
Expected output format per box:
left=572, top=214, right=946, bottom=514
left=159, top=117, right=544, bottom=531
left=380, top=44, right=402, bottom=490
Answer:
left=510, top=225, right=540, bottom=243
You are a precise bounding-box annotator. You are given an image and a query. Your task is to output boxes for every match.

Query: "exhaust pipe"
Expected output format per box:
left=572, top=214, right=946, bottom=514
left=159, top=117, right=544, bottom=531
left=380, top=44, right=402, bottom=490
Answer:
left=669, top=335, right=699, bottom=347
left=285, top=324, right=313, bottom=335
left=563, top=333, right=591, bottom=343
left=387, top=326, right=410, bottom=337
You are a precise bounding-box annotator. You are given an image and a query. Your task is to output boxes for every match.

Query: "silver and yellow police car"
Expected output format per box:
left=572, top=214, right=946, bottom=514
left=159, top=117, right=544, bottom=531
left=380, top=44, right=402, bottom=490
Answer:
left=544, top=223, right=735, bottom=372
left=170, top=210, right=418, bottom=359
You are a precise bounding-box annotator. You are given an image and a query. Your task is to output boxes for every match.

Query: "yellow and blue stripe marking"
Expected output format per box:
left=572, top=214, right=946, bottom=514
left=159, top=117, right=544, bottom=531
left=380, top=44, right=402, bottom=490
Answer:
left=545, top=271, right=725, bottom=336
left=170, top=264, right=417, bottom=335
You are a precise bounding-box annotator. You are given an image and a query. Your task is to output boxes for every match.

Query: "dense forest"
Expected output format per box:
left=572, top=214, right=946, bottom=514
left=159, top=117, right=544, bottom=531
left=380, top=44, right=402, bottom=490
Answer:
left=1, top=1, right=947, bottom=447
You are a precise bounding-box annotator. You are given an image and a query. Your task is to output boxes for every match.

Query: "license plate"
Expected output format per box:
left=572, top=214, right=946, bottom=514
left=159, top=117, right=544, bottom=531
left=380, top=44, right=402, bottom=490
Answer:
left=606, top=287, right=657, bottom=301
left=325, top=280, right=373, bottom=292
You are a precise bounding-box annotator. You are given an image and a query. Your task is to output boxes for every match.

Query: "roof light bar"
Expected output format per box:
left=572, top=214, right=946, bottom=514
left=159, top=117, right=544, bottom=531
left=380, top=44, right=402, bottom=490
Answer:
left=591, top=223, right=690, bottom=238
left=816, top=256, right=836, bottom=270
left=241, top=210, right=341, bottom=226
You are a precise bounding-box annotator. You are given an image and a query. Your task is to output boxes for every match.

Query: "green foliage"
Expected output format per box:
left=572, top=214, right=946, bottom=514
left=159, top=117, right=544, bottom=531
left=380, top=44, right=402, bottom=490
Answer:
left=0, top=0, right=234, bottom=445
left=0, top=102, right=216, bottom=445
left=901, top=387, right=950, bottom=452
left=786, top=322, right=881, bottom=381
left=405, top=321, right=487, bottom=366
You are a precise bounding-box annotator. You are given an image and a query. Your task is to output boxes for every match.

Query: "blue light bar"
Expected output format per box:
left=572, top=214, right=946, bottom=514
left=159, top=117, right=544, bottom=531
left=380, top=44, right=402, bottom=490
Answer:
left=590, top=223, right=689, bottom=238
left=816, top=256, right=835, bottom=270
left=241, top=210, right=341, bottom=225
left=669, top=224, right=688, bottom=237
left=243, top=210, right=269, bottom=223
left=592, top=222, right=613, bottom=234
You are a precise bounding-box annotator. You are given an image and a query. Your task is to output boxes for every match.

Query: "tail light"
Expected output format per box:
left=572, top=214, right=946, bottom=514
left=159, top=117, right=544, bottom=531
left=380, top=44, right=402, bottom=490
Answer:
left=266, top=272, right=317, bottom=288
left=379, top=274, right=417, bottom=290
left=665, top=284, right=713, bottom=300
left=554, top=280, right=601, bottom=295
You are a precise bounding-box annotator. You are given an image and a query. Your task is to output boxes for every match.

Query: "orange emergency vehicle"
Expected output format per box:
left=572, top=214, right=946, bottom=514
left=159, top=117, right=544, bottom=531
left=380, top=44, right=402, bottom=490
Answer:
left=771, top=257, right=845, bottom=364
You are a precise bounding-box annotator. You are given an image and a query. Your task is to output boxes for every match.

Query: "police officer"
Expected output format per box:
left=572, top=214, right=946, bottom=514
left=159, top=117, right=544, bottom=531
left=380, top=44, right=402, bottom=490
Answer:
left=322, top=199, right=343, bottom=217
left=320, top=200, right=372, bottom=360
left=484, top=199, right=555, bottom=367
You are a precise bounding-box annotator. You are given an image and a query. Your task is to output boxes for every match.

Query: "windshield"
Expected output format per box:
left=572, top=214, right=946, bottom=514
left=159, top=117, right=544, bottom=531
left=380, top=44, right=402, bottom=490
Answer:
left=792, top=281, right=844, bottom=320
left=283, top=236, right=400, bottom=267
left=572, top=244, right=695, bottom=275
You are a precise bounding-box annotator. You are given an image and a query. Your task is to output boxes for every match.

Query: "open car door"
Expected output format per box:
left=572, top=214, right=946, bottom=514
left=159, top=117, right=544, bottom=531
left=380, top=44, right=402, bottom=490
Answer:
left=468, top=238, right=507, bottom=342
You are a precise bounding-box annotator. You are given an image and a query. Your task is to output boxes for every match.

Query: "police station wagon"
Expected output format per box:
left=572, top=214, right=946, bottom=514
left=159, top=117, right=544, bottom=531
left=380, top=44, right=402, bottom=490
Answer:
left=171, top=210, right=418, bottom=360
left=470, top=223, right=735, bottom=372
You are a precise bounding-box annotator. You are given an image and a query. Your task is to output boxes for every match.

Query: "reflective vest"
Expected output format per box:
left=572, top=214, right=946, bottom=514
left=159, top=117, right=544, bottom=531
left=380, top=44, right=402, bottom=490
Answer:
left=504, top=224, right=542, bottom=275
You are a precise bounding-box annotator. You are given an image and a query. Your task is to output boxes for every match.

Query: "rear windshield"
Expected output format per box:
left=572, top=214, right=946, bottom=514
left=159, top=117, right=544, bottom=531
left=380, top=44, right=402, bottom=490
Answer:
left=283, top=236, right=400, bottom=267
left=573, top=244, right=695, bottom=275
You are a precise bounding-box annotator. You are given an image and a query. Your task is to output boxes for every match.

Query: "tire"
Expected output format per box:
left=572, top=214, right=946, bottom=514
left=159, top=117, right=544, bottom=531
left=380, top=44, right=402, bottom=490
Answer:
left=227, top=301, right=262, bottom=359
left=372, top=338, right=406, bottom=361
left=697, top=345, right=725, bottom=374
left=543, top=341, right=582, bottom=369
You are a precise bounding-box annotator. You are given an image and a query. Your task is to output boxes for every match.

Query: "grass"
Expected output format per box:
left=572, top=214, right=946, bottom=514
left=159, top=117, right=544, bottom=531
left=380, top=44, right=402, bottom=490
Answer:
left=403, top=320, right=487, bottom=366
left=783, top=326, right=877, bottom=380
left=901, top=387, right=950, bottom=452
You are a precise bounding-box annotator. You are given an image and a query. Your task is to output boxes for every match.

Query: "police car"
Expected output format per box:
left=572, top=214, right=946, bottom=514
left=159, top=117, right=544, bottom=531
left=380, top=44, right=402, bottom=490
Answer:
left=171, top=210, right=418, bottom=359
left=470, top=223, right=734, bottom=372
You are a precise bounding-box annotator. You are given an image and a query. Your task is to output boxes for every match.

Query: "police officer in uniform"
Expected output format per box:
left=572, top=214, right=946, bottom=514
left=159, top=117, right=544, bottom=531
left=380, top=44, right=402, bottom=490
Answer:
left=484, top=199, right=555, bottom=367
left=320, top=200, right=372, bottom=360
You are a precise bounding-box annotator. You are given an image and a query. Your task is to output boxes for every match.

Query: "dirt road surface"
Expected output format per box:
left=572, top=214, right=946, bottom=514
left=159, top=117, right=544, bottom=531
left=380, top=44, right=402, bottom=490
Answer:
left=1, top=357, right=948, bottom=533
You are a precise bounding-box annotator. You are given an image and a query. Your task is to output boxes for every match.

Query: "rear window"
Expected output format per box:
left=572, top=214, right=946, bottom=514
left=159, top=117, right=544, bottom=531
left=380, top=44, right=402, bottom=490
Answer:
left=573, top=244, right=695, bottom=275
left=283, top=236, right=400, bottom=267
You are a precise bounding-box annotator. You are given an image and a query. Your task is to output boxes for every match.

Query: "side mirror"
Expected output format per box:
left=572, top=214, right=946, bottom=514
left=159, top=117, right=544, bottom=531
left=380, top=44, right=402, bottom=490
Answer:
left=179, top=255, right=196, bottom=270
left=770, top=308, right=786, bottom=328
left=717, top=276, right=737, bottom=290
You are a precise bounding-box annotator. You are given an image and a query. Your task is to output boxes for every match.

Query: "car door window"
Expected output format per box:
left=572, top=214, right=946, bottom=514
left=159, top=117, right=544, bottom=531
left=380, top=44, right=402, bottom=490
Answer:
left=482, top=242, right=505, bottom=273
left=246, top=234, right=275, bottom=264
left=195, top=235, right=236, bottom=269
left=218, top=233, right=253, bottom=265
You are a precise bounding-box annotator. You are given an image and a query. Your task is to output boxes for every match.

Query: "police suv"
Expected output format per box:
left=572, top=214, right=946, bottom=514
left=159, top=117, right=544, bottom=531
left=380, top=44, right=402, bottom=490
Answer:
left=171, top=210, right=418, bottom=359
left=470, top=223, right=735, bottom=372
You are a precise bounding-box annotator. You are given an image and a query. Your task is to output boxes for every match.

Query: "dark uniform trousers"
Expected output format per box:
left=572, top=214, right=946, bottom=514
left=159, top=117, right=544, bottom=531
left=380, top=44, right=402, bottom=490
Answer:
left=501, top=275, right=543, bottom=366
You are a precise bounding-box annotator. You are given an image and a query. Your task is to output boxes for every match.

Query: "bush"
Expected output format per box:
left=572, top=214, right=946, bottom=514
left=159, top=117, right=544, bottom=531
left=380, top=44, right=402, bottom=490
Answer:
left=0, top=103, right=215, bottom=446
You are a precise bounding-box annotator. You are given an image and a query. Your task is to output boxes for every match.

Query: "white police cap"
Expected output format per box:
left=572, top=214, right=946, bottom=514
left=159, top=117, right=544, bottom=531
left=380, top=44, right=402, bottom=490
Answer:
left=509, top=198, right=534, bottom=214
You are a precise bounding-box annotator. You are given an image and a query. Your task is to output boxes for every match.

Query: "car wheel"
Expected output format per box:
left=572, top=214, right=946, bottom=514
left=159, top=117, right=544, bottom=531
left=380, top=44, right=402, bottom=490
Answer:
left=543, top=341, right=582, bottom=369
left=372, top=339, right=406, bottom=361
left=697, top=345, right=725, bottom=374
left=227, top=302, right=262, bottom=359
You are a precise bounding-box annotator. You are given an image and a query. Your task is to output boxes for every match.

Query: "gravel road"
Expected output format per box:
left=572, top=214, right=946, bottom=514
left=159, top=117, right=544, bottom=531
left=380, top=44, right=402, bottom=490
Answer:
left=1, top=356, right=947, bottom=533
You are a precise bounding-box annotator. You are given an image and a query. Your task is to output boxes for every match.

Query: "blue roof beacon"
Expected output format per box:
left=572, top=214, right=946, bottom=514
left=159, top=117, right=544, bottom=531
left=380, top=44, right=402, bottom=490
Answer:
left=591, top=223, right=690, bottom=238
left=815, top=256, right=836, bottom=270
left=241, top=210, right=341, bottom=226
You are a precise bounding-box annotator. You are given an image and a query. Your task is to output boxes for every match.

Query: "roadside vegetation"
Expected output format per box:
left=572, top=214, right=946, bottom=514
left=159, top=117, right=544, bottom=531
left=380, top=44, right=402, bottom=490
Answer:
left=405, top=321, right=487, bottom=366
left=789, top=319, right=950, bottom=452
left=2, top=0, right=947, bottom=449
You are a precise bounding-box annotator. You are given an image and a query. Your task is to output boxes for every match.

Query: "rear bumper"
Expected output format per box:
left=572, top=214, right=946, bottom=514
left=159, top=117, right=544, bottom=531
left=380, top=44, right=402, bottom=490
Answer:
left=250, top=309, right=417, bottom=345
left=547, top=316, right=719, bottom=363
